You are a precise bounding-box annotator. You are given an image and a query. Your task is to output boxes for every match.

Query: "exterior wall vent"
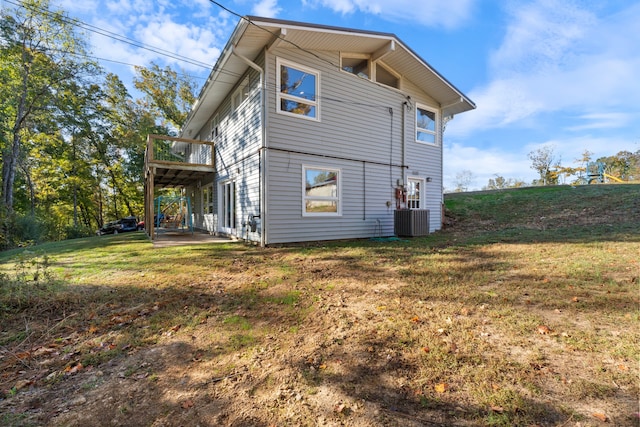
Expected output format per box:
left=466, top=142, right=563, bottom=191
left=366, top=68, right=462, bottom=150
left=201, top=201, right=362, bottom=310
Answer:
left=394, top=209, right=430, bottom=237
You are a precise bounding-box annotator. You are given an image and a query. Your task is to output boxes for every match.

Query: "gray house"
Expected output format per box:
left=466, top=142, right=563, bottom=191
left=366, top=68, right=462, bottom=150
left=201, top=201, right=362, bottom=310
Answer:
left=144, top=16, right=475, bottom=246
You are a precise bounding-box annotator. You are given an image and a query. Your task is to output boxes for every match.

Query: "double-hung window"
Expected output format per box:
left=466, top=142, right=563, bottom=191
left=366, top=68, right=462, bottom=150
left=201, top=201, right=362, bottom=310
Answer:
left=303, top=166, right=340, bottom=216
left=277, top=58, right=319, bottom=120
left=416, top=104, right=437, bottom=144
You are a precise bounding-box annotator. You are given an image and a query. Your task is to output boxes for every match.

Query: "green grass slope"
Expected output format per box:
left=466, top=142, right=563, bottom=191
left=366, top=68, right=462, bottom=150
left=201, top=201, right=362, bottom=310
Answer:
left=444, top=184, right=640, bottom=243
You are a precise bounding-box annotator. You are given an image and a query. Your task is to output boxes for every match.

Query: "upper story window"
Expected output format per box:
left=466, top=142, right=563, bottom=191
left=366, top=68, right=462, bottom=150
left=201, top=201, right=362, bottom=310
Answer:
left=416, top=105, right=437, bottom=144
left=277, top=58, right=319, bottom=121
left=303, top=166, right=341, bottom=216
left=375, top=63, right=399, bottom=89
left=232, top=77, right=249, bottom=111
left=210, top=115, right=219, bottom=141
left=341, top=54, right=370, bottom=79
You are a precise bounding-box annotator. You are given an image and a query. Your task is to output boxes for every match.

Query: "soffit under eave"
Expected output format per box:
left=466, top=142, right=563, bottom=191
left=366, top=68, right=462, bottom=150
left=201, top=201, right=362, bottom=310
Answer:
left=376, top=48, right=475, bottom=115
left=251, top=23, right=475, bottom=114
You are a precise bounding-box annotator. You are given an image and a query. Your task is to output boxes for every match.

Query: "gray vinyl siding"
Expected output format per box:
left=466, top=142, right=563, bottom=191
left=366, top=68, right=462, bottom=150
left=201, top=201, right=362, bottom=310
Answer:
left=266, top=151, right=398, bottom=244
left=192, top=62, right=264, bottom=240
left=263, top=47, right=444, bottom=243
left=403, top=80, right=443, bottom=232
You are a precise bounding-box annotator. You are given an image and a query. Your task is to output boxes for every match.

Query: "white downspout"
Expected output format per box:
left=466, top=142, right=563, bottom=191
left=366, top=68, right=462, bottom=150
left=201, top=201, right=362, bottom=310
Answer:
left=231, top=47, right=267, bottom=247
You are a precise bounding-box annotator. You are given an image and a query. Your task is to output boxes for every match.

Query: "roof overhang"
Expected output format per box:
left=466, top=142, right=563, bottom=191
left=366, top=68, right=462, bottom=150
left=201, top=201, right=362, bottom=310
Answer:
left=181, top=16, right=475, bottom=137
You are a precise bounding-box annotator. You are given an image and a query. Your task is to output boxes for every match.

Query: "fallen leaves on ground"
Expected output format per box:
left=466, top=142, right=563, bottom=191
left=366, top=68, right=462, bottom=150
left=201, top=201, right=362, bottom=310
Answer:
left=537, top=325, right=551, bottom=335
left=592, top=412, right=608, bottom=422
left=434, top=382, right=448, bottom=393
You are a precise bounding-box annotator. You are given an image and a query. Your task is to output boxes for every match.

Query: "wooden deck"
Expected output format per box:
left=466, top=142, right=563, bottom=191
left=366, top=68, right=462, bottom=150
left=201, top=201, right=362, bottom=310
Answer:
left=144, top=134, right=216, bottom=240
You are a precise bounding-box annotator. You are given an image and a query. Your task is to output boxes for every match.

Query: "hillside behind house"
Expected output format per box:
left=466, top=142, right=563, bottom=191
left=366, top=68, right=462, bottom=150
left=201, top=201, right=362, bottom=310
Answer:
left=444, top=184, right=639, bottom=240
left=1, top=184, right=638, bottom=426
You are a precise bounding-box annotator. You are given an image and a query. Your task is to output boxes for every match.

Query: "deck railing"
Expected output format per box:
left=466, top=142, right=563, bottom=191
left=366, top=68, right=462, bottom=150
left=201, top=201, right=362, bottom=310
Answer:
left=146, top=134, right=214, bottom=166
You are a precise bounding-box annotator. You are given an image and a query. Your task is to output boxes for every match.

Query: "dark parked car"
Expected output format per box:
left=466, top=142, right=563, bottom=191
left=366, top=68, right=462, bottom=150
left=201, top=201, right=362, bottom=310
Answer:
left=119, top=216, right=138, bottom=232
left=97, top=217, right=139, bottom=235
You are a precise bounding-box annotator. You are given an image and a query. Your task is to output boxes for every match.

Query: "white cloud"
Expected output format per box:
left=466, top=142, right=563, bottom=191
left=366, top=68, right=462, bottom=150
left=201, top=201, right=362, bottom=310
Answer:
left=449, top=1, right=640, bottom=137
left=444, top=132, right=638, bottom=191
left=306, top=0, right=475, bottom=28
left=104, top=0, right=153, bottom=15
left=565, top=113, right=632, bottom=132
left=443, top=142, right=534, bottom=190
left=252, top=0, right=282, bottom=17
left=490, top=0, right=595, bottom=76
left=135, top=18, right=222, bottom=70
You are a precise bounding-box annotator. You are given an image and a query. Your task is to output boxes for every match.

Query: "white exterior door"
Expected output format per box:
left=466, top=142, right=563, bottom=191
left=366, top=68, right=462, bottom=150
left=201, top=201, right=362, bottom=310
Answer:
left=407, top=177, right=424, bottom=209
left=201, top=184, right=214, bottom=232
left=219, top=180, right=236, bottom=235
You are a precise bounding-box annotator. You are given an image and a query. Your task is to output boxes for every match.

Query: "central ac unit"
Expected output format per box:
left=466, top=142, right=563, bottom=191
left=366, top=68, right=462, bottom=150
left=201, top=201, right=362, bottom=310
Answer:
left=394, top=209, right=430, bottom=237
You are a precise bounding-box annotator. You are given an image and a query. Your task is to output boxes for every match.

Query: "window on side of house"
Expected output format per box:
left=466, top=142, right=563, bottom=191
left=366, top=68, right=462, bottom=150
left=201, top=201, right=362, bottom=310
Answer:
left=375, top=62, right=399, bottom=88
left=341, top=54, right=370, bottom=79
left=210, top=115, right=219, bottom=141
left=277, top=58, right=319, bottom=120
left=416, top=105, right=437, bottom=144
left=232, top=77, right=249, bottom=111
left=303, top=166, right=341, bottom=216
left=202, top=184, right=214, bottom=214
left=407, top=177, right=424, bottom=209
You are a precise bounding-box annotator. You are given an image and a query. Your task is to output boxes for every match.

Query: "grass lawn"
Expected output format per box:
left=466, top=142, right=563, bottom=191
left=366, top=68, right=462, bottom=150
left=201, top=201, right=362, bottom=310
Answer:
left=1, top=184, right=638, bottom=426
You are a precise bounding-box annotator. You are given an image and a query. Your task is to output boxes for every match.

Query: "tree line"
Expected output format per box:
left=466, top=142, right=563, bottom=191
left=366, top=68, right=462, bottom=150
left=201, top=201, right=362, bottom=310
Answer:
left=1, top=0, right=195, bottom=249
left=525, top=147, right=640, bottom=187
left=452, top=147, right=639, bottom=193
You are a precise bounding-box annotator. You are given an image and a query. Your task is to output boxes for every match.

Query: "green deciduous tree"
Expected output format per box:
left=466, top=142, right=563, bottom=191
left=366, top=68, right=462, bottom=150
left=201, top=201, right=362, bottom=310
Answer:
left=133, top=63, right=196, bottom=129
left=0, top=0, right=99, bottom=214
left=597, top=150, right=640, bottom=182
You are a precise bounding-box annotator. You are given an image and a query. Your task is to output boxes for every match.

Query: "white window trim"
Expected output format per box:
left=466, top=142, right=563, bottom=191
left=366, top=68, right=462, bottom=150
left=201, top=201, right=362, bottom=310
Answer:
left=302, top=165, right=341, bottom=217
left=276, top=57, right=320, bottom=122
left=415, top=103, right=438, bottom=145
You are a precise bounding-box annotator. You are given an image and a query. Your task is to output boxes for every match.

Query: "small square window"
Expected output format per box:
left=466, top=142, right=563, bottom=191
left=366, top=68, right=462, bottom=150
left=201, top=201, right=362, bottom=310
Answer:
left=303, top=166, right=340, bottom=216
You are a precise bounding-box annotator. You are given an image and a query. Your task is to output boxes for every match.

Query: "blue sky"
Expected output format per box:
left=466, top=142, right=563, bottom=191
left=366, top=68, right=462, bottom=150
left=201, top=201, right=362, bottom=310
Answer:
left=48, top=0, right=639, bottom=190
